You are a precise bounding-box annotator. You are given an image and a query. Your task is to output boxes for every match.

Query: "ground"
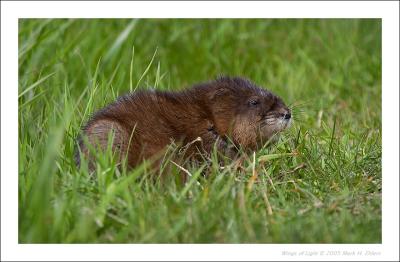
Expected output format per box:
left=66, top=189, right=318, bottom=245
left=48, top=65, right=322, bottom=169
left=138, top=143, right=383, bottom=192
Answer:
left=18, top=19, right=381, bottom=243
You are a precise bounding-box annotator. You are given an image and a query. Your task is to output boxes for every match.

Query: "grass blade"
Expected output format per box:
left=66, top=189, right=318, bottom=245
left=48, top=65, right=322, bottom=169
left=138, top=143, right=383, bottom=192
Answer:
left=258, top=152, right=298, bottom=162
left=129, top=45, right=135, bottom=91
left=134, top=47, right=158, bottom=92
left=18, top=72, right=55, bottom=98
left=104, top=19, right=138, bottom=61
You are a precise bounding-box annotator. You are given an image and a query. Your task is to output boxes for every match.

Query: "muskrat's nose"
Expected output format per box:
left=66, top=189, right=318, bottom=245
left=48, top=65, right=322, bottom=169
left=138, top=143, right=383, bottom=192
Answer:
left=284, top=113, right=291, bottom=119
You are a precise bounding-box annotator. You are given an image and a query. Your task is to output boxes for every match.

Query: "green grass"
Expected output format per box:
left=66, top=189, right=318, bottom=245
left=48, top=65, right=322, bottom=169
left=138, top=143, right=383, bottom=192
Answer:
left=18, top=19, right=381, bottom=243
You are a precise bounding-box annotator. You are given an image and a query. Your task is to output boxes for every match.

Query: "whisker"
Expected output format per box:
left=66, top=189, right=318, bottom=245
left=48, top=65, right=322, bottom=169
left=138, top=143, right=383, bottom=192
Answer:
left=263, top=116, right=278, bottom=120
left=288, top=99, right=313, bottom=108
left=291, top=111, right=307, bottom=116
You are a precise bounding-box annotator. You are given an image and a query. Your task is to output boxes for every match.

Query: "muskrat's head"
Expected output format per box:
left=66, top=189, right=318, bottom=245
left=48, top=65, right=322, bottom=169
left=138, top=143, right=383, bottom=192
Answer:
left=207, top=76, right=291, bottom=150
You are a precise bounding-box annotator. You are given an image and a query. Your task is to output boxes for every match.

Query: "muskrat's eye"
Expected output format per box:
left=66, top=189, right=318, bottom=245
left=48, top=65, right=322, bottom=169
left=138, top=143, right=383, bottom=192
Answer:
left=248, top=100, right=259, bottom=106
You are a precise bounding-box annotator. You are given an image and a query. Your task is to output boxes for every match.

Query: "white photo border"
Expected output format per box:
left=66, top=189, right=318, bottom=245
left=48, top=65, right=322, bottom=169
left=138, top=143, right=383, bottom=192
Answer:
left=1, top=1, right=398, bottom=261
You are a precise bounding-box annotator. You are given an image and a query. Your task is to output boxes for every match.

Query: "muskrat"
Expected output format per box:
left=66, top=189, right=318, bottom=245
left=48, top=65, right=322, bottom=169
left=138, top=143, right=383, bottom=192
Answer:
left=75, top=76, right=291, bottom=170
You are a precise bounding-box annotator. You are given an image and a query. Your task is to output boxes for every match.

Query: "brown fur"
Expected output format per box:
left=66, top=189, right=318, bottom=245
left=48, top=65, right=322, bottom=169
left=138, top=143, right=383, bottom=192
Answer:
left=75, top=76, right=291, bottom=170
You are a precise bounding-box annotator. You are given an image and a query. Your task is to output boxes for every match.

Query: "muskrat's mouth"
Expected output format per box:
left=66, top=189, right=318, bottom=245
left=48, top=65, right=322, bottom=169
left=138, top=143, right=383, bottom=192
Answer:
left=260, top=116, right=292, bottom=132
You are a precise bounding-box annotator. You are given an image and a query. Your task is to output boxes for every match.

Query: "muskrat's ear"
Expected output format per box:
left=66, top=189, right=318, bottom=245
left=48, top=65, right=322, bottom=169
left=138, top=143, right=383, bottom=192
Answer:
left=209, top=87, right=229, bottom=101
